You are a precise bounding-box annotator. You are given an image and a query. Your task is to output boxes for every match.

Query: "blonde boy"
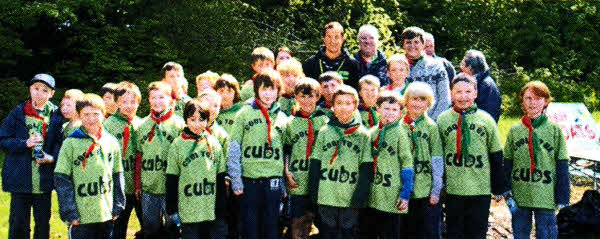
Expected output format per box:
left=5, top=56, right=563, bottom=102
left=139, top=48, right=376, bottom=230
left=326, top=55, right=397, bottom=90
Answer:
left=240, top=47, right=275, bottom=102
left=61, top=89, right=85, bottom=138
left=277, top=58, right=305, bottom=115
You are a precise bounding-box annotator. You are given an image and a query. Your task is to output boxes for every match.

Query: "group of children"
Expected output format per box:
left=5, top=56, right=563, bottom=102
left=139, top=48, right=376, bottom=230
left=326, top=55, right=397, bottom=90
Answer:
left=0, top=44, right=569, bottom=239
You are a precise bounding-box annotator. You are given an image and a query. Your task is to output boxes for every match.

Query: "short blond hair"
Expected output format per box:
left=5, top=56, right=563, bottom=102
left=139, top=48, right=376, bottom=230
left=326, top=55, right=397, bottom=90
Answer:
left=332, top=85, right=359, bottom=106
left=76, top=93, right=106, bottom=115
left=276, top=58, right=305, bottom=77
left=196, top=70, right=220, bottom=89
left=404, top=82, right=435, bottom=109
left=358, top=74, right=381, bottom=89
left=388, top=54, right=410, bottom=68
left=115, top=81, right=142, bottom=103
left=63, top=89, right=84, bottom=102
left=162, top=61, right=184, bottom=75
left=251, top=47, right=275, bottom=65
left=323, top=21, right=344, bottom=36
left=148, top=81, right=172, bottom=96
left=198, top=89, right=222, bottom=107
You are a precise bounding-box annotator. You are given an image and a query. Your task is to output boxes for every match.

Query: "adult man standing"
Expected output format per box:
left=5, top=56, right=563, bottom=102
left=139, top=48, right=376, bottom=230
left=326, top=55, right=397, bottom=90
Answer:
left=354, top=25, right=389, bottom=86
left=460, top=50, right=502, bottom=122
left=304, top=21, right=362, bottom=90
left=402, top=27, right=450, bottom=121
left=424, top=32, right=456, bottom=84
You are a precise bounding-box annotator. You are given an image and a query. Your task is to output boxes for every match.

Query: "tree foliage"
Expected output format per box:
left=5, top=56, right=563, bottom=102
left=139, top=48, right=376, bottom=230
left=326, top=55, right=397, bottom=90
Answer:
left=1, top=0, right=599, bottom=119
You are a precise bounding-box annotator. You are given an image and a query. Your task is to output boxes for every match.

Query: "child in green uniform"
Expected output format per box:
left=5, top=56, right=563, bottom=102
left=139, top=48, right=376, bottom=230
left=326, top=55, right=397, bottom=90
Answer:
left=360, top=91, right=413, bottom=239
left=227, top=70, right=288, bottom=239
left=198, top=89, right=231, bottom=238
left=283, top=78, right=329, bottom=238
left=61, top=89, right=84, bottom=138
left=103, top=82, right=144, bottom=239
left=383, top=54, right=410, bottom=97
left=308, top=85, right=372, bottom=239
left=55, top=93, right=125, bottom=239
left=100, top=83, right=118, bottom=118
left=1, top=74, right=64, bottom=239
left=277, top=58, right=304, bottom=115
left=357, top=75, right=380, bottom=128
left=401, top=82, right=444, bottom=239
left=504, top=81, right=569, bottom=239
left=166, top=100, right=227, bottom=239
left=134, top=81, right=186, bottom=237
left=161, top=61, right=192, bottom=117
left=240, top=47, right=276, bottom=102
left=215, top=74, right=243, bottom=134
left=437, top=74, right=505, bottom=239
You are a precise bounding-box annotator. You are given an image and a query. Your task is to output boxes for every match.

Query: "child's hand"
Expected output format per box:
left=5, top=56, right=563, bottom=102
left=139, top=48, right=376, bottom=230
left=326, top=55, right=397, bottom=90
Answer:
left=234, top=190, right=243, bottom=196
left=26, top=134, right=42, bottom=148
left=396, top=199, right=409, bottom=212
left=71, top=220, right=80, bottom=226
left=135, top=189, right=141, bottom=200
left=429, top=195, right=439, bottom=205
left=113, top=216, right=118, bottom=221
left=285, top=171, right=298, bottom=189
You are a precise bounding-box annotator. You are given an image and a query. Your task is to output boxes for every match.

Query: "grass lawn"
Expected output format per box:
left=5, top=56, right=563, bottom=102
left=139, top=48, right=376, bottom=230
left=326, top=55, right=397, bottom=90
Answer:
left=0, top=113, right=598, bottom=238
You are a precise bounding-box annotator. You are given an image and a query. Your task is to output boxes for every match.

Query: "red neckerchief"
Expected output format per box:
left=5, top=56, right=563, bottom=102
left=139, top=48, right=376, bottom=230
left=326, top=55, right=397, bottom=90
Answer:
left=403, top=114, right=416, bottom=150
left=330, top=124, right=361, bottom=166
left=181, top=130, right=213, bottom=163
left=452, top=106, right=464, bottom=164
left=171, top=89, right=178, bottom=101
left=24, top=100, right=48, bottom=139
left=121, top=116, right=133, bottom=158
left=147, top=110, right=173, bottom=142
left=386, top=84, right=394, bottom=91
left=254, top=99, right=273, bottom=146
left=324, top=101, right=332, bottom=109
left=82, top=129, right=102, bottom=171
left=372, top=122, right=385, bottom=173
left=294, top=110, right=314, bottom=159
left=521, top=116, right=538, bottom=174
left=407, top=55, right=418, bottom=67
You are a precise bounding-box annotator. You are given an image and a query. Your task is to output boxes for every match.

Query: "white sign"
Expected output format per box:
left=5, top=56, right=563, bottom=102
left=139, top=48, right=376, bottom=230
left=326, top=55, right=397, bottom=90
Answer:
left=545, top=103, right=600, bottom=162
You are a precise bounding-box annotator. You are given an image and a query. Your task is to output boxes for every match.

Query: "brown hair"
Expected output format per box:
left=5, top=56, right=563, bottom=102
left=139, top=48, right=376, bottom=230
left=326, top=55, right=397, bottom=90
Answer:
left=376, top=90, right=403, bottom=108
left=318, top=71, right=343, bottom=85
left=323, top=21, right=344, bottom=36
left=450, top=73, right=477, bottom=90
left=294, top=77, right=321, bottom=98
left=214, top=74, right=241, bottom=104
left=400, top=26, right=425, bottom=44
left=114, top=81, right=142, bottom=103
left=99, top=83, right=117, bottom=97
left=251, top=47, right=275, bottom=65
left=253, top=70, right=282, bottom=99
left=148, top=81, right=172, bottom=96
left=520, top=81, right=553, bottom=110
left=332, top=85, right=359, bottom=106
left=183, top=99, right=210, bottom=123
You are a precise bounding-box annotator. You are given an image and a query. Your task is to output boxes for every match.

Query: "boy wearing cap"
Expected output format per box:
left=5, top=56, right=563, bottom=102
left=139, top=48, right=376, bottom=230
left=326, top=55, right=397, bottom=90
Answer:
left=1, top=74, right=64, bottom=239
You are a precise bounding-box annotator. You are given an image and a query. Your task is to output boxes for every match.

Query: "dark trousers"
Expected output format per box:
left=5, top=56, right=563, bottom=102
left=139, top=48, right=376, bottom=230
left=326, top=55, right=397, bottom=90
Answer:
left=318, top=205, right=359, bottom=239
left=241, top=177, right=283, bottom=239
left=114, top=193, right=143, bottom=239
left=141, top=193, right=167, bottom=238
left=445, top=194, right=491, bottom=239
left=405, top=197, right=442, bottom=239
left=210, top=214, right=228, bottom=239
left=359, top=208, right=402, bottom=239
left=181, top=221, right=213, bottom=239
left=9, top=193, right=51, bottom=239
left=69, top=221, right=114, bottom=239
left=227, top=195, right=243, bottom=239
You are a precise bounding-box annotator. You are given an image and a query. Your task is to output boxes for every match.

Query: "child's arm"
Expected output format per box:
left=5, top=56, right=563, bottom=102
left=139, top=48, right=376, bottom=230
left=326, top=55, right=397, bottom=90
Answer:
left=430, top=125, right=444, bottom=200
left=429, top=67, right=451, bottom=121
left=0, top=110, right=28, bottom=153
left=351, top=134, right=374, bottom=208
left=487, top=119, right=506, bottom=196
left=503, top=130, right=515, bottom=192
left=215, top=144, right=227, bottom=213
left=112, top=148, right=126, bottom=219
left=53, top=141, right=80, bottom=224
left=307, top=134, right=323, bottom=204
left=555, top=126, right=570, bottom=206
left=165, top=142, right=180, bottom=215
left=227, top=110, right=246, bottom=195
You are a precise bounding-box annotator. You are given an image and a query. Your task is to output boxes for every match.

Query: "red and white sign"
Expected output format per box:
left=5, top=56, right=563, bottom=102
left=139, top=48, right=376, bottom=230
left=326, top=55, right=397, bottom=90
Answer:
left=546, top=103, right=600, bottom=162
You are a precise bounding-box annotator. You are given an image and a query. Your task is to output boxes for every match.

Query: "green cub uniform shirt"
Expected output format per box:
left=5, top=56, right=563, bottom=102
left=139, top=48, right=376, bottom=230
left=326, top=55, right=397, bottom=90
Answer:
left=358, top=105, right=380, bottom=129
left=240, top=83, right=254, bottom=102
left=312, top=121, right=372, bottom=208
left=216, top=102, right=243, bottom=134
left=174, top=94, right=192, bottom=117
left=25, top=102, right=53, bottom=194
left=401, top=115, right=444, bottom=199
left=230, top=102, right=288, bottom=178
left=209, top=122, right=230, bottom=167
left=278, top=96, right=295, bottom=116
left=437, top=108, right=502, bottom=196
left=63, top=121, right=81, bottom=139
left=283, top=111, right=329, bottom=196
left=137, top=111, right=185, bottom=195
left=55, top=128, right=123, bottom=224
left=103, top=112, right=142, bottom=195
left=367, top=121, right=413, bottom=214
left=166, top=131, right=225, bottom=223
left=504, top=118, right=569, bottom=209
